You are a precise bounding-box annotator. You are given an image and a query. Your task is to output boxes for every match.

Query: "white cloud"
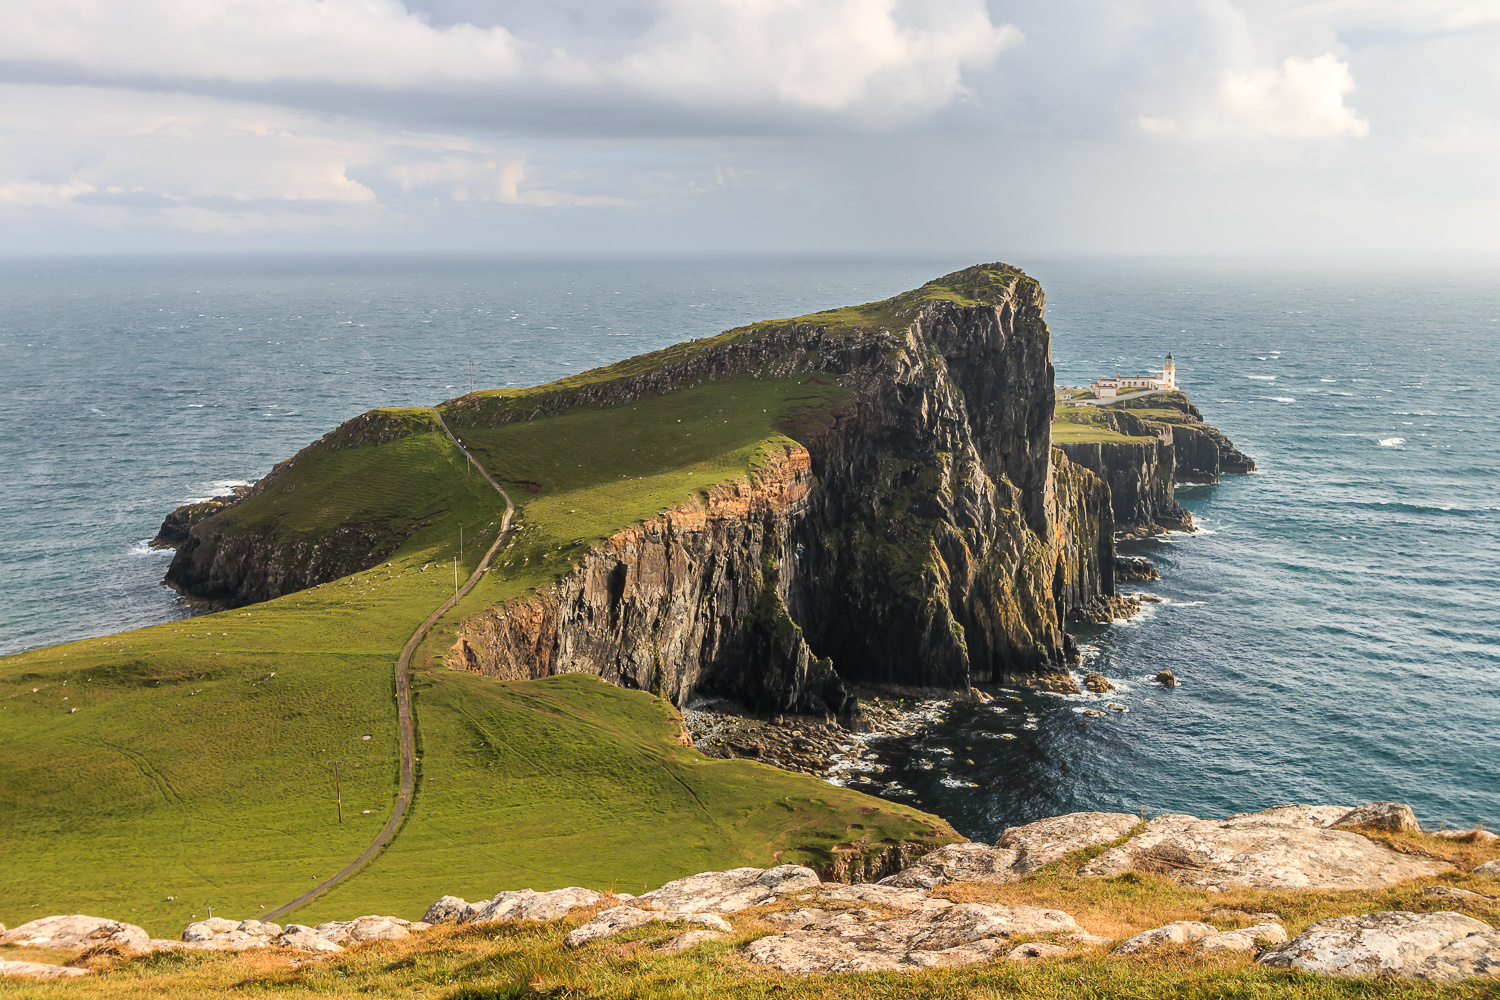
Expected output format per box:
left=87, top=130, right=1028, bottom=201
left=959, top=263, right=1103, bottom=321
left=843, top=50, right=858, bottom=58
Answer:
left=611, top=0, right=1019, bottom=116
left=0, top=85, right=627, bottom=235
left=0, top=0, right=1016, bottom=119
left=1220, top=53, right=1369, bottom=138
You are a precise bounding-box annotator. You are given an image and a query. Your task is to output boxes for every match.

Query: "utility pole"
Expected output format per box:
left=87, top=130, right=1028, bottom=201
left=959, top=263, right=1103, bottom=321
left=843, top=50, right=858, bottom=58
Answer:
left=454, top=556, right=458, bottom=595
left=331, top=761, right=344, bottom=824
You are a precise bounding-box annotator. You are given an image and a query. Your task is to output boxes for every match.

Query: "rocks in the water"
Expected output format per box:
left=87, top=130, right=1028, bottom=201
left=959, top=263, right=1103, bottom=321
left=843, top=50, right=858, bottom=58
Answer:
left=1259, top=911, right=1494, bottom=979
left=1021, top=673, right=1081, bottom=695
left=1475, top=860, right=1500, bottom=876
left=565, top=907, right=731, bottom=948
left=0, top=959, right=90, bottom=980
left=1154, top=670, right=1176, bottom=687
left=0, top=915, right=150, bottom=951
left=1334, top=801, right=1421, bottom=834
left=745, top=902, right=1081, bottom=973
left=999, top=811, right=1141, bottom=875
left=1113, top=555, right=1159, bottom=582
left=879, top=843, right=1020, bottom=889
left=1113, top=921, right=1217, bottom=955
left=424, top=887, right=604, bottom=925
left=313, top=916, right=430, bottom=946
left=1078, top=804, right=1451, bottom=890
left=1084, top=673, right=1113, bottom=693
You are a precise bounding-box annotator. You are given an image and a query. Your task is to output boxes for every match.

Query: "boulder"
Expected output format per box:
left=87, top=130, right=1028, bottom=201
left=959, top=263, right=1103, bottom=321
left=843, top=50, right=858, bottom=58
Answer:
left=1334, top=802, right=1421, bottom=834
left=745, top=902, right=1081, bottom=973
left=1472, top=860, right=1500, bottom=876
left=629, top=865, right=819, bottom=914
left=1084, top=673, right=1113, bottom=693
left=463, top=887, right=603, bottom=924
left=1113, top=921, right=1217, bottom=955
left=1434, top=829, right=1499, bottom=845
left=1007, top=941, right=1072, bottom=961
left=1258, top=911, right=1493, bottom=978
left=1413, top=929, right=1500, bottom=981
left=1154, top=670, right=1176, bottom=687
left=0, top=915, right=150, bottom=951
left=1198, top=923, right=1288, bottom=952
left=564, top=906, right=730, bottom=948
left=816, top=884, right=951, bottom=911
left=879, top=843, right=1021, bottom=889
left=0, top=959, right=90, bottom=980
left=276, top=925, right=344, bottom=953
left=179, top=917, right=284, bottom=950
left=313, top=915, right=430, bottom=946
left=657, top=930, right=727, bottom=952
left=1079, top=806, right=1451, bottom=890
left=422, top=895, right=471, bottom=924
left=1424, top=886, right=1490, bottom=903
left=998, top=811, right=1140, bottom=875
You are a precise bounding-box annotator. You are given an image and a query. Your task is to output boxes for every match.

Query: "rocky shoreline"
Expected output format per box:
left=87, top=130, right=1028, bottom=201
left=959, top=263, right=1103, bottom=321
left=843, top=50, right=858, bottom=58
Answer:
left=6, top=800, right=1496, bottom=983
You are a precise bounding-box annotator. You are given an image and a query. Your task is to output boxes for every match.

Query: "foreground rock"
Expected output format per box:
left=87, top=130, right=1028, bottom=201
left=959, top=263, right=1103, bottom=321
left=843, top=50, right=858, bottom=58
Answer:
left=1000, top=812, right=1141, bottom=875
left=564, top=866, right=818, bottom=948
left=747, top=902, right=1082, bottom=973
left=881, top=843, right=1020, bottom=889
left=1472, top=860, right=1500, bottom=876
left=1079, top=804, right=1450, bottom=890
left=1334, top=802, right=1420, bottom=834
left=314, top=916, right=430, bottom=946
left=1259, top=911, right=1497, bottom=980
left=1113, top=921, right=1216, bottom=954
left=0, top=959, right=90, bottom=980
left=424, top=887, right=605, bottom=925
left=0, top=915, right=149, bottom=951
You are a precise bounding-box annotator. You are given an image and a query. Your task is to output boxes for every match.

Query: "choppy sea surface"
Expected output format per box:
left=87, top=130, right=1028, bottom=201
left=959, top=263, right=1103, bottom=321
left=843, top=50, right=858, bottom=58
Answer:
left=2, top=255, right=1496, bottom=834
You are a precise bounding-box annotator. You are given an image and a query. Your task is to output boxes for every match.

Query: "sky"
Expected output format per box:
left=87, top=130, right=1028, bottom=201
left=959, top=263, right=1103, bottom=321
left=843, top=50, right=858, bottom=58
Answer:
left=1, top=0, right=1497, bottom=257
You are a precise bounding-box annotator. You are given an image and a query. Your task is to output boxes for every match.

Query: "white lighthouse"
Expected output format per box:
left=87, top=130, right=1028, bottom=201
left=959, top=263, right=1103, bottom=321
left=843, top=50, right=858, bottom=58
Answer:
left=1163, top=353, right=1176, bottom=389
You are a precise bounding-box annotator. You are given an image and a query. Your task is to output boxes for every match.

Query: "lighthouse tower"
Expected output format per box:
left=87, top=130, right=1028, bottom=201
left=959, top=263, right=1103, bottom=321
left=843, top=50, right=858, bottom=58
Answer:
left=1163, top=353, right=1176, bottom=389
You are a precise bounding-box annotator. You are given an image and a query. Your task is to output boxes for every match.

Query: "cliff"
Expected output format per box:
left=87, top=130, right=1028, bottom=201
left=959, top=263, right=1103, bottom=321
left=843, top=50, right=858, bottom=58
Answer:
left=1053, top=391, right=1252, bottom=530
left=159, top=264, right=1117, bottom=715
left=444, top=265, right=1110, bottom=714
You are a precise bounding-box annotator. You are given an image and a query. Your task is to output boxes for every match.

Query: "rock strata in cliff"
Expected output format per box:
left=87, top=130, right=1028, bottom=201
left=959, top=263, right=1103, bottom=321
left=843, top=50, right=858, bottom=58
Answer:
left=445, top=265, right=1114, bottom=715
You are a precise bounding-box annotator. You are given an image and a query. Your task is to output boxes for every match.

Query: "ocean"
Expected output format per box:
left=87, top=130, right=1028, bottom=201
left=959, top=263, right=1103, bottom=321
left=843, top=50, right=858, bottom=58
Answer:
left=2, top=255, right=1496, bottom=835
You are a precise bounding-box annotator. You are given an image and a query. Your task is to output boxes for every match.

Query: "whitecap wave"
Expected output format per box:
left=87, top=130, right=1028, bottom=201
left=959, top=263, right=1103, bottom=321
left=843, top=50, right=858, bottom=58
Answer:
left=1328, top=391, right=1355, bottom=396
left=1320, top=378, right=1338, bottom=383
left=1246, top=374, right=1277, bottom=380
left=129, top=539, right=170, bottom=557
left=1271, top=396, right=1296, bottom=403
left=1379, top=437, right=1406, bottom=447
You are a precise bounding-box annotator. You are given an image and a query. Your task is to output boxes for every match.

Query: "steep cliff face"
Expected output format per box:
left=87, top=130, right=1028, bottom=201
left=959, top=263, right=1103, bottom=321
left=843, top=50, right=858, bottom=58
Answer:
left=448, top=265, right=1115, bottom=712
left=159, top=409, right=441, bottom=608
left=1107, top=392, right=1256, bottom=481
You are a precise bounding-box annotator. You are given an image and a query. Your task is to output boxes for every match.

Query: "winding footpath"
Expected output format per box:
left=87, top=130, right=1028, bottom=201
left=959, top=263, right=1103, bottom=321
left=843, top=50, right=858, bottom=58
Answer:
left=265, top=409, right=515, bottom=921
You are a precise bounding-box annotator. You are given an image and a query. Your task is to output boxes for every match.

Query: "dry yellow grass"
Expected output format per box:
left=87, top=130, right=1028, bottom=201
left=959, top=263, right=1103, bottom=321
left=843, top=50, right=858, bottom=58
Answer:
left=3, top=828, right=1496, bottom=999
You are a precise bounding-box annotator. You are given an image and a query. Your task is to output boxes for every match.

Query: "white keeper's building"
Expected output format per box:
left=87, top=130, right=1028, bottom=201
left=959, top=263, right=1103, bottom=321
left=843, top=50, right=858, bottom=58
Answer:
left=1088, top=354, right=1177, bottom=399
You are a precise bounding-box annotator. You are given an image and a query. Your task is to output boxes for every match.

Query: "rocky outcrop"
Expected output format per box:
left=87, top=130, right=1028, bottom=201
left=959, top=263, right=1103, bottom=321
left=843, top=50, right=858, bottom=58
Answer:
left=0, top=960, right=89, bottom=980
left=0, top=915, right=149, bottom=950
left=999, top=811, right=1141, bottom=874
left=1107, top=392, right=1255, bottom=480
left=1078, top=804, right=1451, bottom=890
left=1334, top=801, right=1421, bottom=833
left=448, top=265, right=1115, bottom=715
left=1259, top=911, right=1497, bottom=980
left=1114, top=920, right=1285, bottom=955
left=158, top=409, right=436, bottom=608
left=424, top=887, right=605, bottom=925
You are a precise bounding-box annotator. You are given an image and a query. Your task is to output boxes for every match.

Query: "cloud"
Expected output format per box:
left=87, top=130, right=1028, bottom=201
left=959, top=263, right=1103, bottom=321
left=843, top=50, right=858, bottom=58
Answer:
left=1220, top=53, right=1369, bottom=138
left=0, top=0, right=1016, bottom=120
left=0, top=84, right=627, bottom=235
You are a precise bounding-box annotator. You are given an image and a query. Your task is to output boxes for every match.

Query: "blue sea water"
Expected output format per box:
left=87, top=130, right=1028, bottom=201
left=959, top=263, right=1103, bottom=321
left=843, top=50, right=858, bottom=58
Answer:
left=1, top=255, right=1496, bottom=833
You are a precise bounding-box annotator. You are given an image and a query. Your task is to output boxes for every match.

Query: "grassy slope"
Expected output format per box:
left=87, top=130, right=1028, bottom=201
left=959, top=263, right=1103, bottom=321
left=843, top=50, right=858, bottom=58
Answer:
left=0, top=370, right=943, bottom=937
left=4, top=830, right=1496, bottom=999
left=1050, top=400, right=1156, bottom=446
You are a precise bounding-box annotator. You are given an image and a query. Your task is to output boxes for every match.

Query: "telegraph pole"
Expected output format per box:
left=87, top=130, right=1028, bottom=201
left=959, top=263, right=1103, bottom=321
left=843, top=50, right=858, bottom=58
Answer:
left=331, top=761, right=345, bottom=824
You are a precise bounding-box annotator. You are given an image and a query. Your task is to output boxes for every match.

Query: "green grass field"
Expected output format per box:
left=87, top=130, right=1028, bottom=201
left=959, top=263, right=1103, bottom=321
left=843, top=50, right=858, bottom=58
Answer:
left=0, top=374, right=947, bottom=939
left=1050, top=402, right=1156, bottom=446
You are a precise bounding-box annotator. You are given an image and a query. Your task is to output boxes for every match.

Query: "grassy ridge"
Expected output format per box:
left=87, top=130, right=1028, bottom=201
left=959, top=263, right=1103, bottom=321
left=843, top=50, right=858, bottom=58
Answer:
left=0, top=373, right=944, bottom=937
